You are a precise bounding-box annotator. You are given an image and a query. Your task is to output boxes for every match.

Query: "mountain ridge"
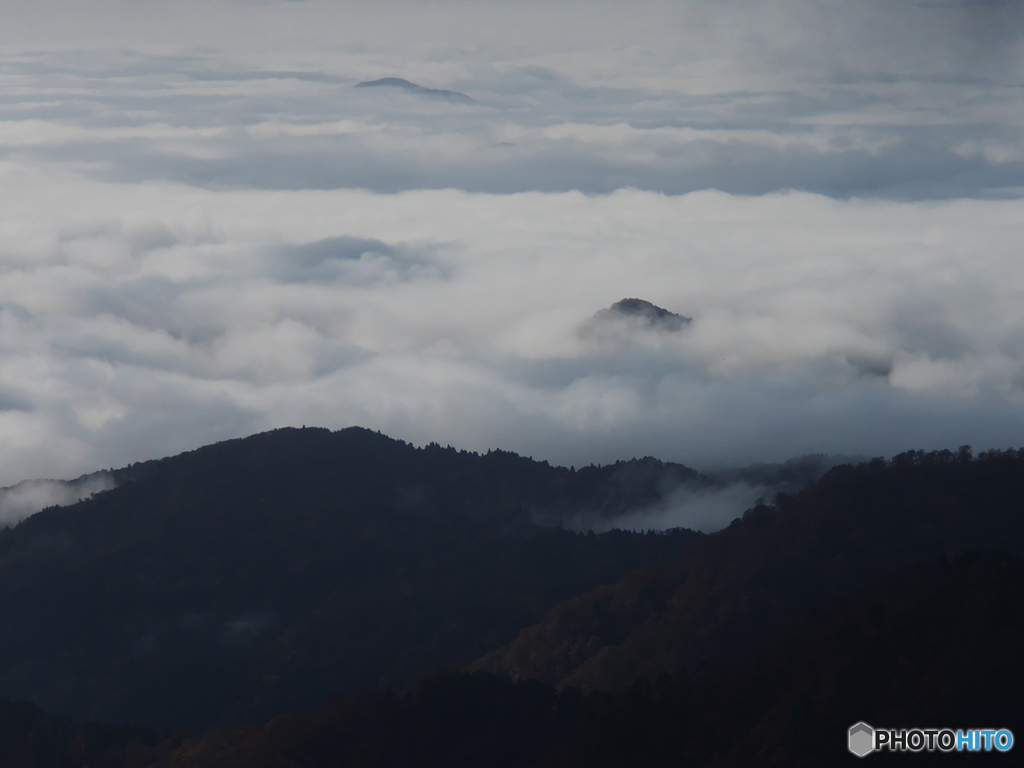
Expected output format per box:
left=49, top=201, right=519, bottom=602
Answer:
left=354, top=77, right=475, bottom=103
left=0, top=426, right=705, bottom=729
left=472, top=447, right=1024, bottom=690
left=2, top=436, right=1023, bottom=765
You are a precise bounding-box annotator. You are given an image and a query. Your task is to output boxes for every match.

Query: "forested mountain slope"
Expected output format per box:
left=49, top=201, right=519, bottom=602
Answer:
left=3, top=443, right=1024, bottom=767
left=0, top=427, right=703, bottom=730
left=143, top=551, right=1024, bottom=768
left=474, top=448, right=1024, bottom=690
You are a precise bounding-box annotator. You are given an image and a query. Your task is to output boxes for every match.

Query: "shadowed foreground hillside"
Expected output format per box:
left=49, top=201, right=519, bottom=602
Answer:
left=5, top=551, right=1020, bottom=767
left=141, top=551, right=1024, bottom=767
left=2, top=444, right=1023, bottom=766
left=0, top=427, right=703, bottom=730
left=475, top=448, right=1024, bottom=690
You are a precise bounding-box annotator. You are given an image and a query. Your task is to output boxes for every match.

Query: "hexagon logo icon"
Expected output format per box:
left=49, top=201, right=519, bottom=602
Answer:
left=849, top=722, right=875, bottom=757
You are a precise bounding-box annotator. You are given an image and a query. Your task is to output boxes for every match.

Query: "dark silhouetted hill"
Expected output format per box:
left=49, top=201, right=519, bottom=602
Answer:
left=5, top=442, right=1024, bottom=766
left=146, top=550, right=1024, bottom=767
left=354, top=77, right=475, bottom=103
left=474, top=447, right=1024, bottom=690
left=707, top=452, right=868, bottom=492
left=0, top=697, right=187, bottom=768
left=589, top=298, right=691, bottom=332
left=0, top=427, right=703, bottom=730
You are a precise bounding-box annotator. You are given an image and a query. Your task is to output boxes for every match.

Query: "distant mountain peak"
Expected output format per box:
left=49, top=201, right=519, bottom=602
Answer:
left=354, top=77, right=476, bottom=103
left=596, top=298, right=691, bottom=331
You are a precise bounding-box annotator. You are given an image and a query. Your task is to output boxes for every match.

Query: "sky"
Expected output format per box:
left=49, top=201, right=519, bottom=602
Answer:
left=1, top=0, right=1024, bottom=494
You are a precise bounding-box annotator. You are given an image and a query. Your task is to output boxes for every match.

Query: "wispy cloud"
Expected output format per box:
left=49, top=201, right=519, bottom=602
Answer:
left=0, top=472, right=115, bottom=527
left=567, top=482, right=772, bottom=534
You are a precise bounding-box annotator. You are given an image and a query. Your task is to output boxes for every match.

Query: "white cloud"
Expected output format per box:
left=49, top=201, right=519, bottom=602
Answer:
left=0, top=2, right=1021, bottom=197
left=0, top=164, right=1023, bottom=483
left=566, top=482, right=773, bottom=534
left=0, top=473, right=115, bottom=528
left=0, top=0, right=1020, bottom=488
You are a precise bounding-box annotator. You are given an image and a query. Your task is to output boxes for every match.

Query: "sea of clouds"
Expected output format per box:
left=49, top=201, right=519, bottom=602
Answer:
left=0, top=1, right=1023, bottom=530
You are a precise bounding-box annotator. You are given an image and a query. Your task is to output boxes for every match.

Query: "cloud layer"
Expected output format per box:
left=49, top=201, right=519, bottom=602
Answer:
left=2, top=172, right=1024, bottom=486
left=0, top=0, right=1022, bottom=496
left=1, top=1, right=1022, bottom=199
